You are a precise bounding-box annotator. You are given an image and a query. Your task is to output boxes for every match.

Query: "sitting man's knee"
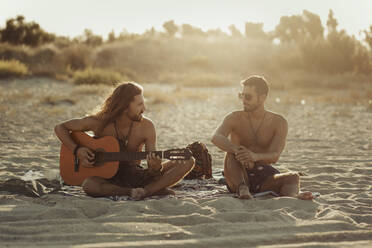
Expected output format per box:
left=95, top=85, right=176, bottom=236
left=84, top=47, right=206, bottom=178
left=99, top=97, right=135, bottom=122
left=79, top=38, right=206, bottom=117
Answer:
left=285, top=172, right=299, bottom=184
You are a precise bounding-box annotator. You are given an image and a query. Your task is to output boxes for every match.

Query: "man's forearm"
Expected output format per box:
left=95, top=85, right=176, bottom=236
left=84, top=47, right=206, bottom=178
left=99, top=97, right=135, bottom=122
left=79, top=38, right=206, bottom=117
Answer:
left=211, top=134, right=239, bottom=154
left=54, top=124, right=77, bottom=152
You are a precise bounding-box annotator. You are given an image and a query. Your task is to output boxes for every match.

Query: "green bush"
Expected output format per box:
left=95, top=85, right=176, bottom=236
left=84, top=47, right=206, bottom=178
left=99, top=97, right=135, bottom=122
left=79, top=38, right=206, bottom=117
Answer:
left=72, top=68, right=125, bottom=85
left=0, top=59, right=28, bottom=78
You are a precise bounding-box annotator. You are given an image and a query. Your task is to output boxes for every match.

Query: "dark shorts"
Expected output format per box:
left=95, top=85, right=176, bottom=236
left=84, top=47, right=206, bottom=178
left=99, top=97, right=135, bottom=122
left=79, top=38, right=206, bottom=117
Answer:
left=108, top=162, right=160, bottom=188
left=228, top=163, right=280, bottom=194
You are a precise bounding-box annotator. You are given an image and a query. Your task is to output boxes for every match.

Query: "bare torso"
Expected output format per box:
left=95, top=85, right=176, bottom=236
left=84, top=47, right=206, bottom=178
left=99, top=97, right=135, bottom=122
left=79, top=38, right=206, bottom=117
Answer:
left=229, top=110, right=282, bottom=154
left=96, top=120, right=148, bottom=153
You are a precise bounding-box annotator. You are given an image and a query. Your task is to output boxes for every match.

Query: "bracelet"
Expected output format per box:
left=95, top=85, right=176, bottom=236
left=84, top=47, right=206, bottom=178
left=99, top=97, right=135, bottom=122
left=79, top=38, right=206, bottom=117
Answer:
left=73, top=145, right=81, bottom=157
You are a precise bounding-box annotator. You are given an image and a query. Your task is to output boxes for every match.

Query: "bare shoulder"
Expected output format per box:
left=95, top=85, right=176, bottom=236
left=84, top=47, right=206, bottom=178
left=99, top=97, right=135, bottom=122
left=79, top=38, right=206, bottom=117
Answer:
left=58, top=115, right=101, bottom=133
left=138, top=116, right=155, bottom=132
left=225, top=111, right=244, bottom=122
left=140, top=116, right=154, bottom=127
left=81, top=115, right=101, bottom=128
left=266, top=111, right=288, bottom=129
left=82, top=115, right=101, bottom=124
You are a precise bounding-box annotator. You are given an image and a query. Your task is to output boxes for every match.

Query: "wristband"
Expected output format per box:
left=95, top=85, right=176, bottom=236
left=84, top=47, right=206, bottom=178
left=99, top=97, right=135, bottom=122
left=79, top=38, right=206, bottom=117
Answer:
left=73, top=145, right=81, bottom=157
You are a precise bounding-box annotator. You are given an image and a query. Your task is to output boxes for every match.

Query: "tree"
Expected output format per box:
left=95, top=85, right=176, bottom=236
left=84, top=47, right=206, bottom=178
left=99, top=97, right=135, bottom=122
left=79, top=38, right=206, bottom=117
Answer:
left=0, top=15, right=55, bottom=46
left=108, top=30, right=116, bottom=42
left=302, top=10, right=324, bottom=40
left=181, top=24, right=205, bottom=37
left=353, top=42, right=372, bottom=74
left=206, top=28, right=227, bottom=37
left=364, top=25, right=372, bottom=50
left=83, top=29, right=103, bottom=46
left=327, top=9, right=338, bottom=33
left=245, top=22, right=267, bottom=39
left=143, top=27, right=156, bottom=37
left=163, top=20, right=178, bottom=37
left=274, top=10, right=324, bottom=43
left=228, top=24, right=242, bottom=38
left=322, top=10, right=357, bottom=73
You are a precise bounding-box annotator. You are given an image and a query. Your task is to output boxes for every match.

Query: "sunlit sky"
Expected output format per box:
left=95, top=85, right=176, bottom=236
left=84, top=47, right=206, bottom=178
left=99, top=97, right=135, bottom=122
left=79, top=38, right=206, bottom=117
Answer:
left=1, top=0, right=371, bottom=39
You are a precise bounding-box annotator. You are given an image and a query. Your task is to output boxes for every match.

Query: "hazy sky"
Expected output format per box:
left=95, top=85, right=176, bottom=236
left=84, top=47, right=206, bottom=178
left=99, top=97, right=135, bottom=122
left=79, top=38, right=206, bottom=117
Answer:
left=1, top=0, right=371, bottom=39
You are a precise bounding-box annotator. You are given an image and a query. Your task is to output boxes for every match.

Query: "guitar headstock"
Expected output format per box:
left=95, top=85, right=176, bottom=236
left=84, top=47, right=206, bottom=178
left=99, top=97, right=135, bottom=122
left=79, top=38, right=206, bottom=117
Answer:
left=164, top=148, right=193, bottom=161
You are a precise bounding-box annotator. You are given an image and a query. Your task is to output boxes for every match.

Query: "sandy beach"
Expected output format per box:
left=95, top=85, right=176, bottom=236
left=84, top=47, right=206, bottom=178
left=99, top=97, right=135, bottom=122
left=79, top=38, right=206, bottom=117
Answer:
left=1, top=78, right=372, bottom=247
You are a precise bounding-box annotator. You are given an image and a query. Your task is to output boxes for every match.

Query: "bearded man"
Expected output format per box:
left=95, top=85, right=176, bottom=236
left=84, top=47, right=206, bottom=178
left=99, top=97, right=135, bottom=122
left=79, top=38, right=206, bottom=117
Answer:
left=55, top=82, right=194, bottom=200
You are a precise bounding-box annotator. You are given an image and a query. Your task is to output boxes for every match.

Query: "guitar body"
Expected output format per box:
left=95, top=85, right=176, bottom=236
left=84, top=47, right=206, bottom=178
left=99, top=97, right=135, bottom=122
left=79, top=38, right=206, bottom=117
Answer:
left=60, top=132, right=120, bottom=186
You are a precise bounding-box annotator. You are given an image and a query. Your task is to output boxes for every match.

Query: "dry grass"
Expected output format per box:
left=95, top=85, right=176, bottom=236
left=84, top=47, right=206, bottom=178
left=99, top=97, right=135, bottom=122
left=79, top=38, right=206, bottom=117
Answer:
left=273, top=71, right=371, bottom=92
left=72, top=68, right=125, bottom=85
left=187, top=55, right=212, bottom=69
left=144, top=86, right=210, bottom=105
left=0, top=43, right=32, bottom=62
left=157, top=72, right=236, bottom=87
left=180, top=74, right=234, bottom=87
left=0, top=60, right=28, bottom=78
left=40, top=95, right=76, bottom=106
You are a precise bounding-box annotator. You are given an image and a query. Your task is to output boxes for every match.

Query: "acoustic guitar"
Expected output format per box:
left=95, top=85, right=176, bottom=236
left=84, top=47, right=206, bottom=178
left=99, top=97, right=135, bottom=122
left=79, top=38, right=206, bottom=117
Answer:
left=60, top=131, right=192, bottom=186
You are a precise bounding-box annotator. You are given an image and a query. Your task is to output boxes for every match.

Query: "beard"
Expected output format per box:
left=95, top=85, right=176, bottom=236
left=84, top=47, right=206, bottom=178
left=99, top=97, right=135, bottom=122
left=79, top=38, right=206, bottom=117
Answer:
left=244, top=103, right=259, bottom=112
left=127, top=112, right=143, bottom=122
left=244, top=98, right=260, bottom=112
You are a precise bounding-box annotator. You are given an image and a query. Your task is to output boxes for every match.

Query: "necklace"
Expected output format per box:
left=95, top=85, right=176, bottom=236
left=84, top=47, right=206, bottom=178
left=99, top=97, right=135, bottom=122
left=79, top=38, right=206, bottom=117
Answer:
left=114, top=121, right=133, bottom=148
left=248, top=112, right=266, bottom=145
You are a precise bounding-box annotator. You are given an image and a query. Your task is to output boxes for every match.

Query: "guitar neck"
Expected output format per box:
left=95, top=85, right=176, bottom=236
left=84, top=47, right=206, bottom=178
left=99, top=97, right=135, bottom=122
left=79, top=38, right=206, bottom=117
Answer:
left=100, top=151, right=164, bottom=162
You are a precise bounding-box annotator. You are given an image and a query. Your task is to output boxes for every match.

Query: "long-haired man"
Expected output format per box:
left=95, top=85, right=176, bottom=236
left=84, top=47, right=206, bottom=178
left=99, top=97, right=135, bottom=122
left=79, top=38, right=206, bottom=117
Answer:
left=55, top=82, right=194, bottom=200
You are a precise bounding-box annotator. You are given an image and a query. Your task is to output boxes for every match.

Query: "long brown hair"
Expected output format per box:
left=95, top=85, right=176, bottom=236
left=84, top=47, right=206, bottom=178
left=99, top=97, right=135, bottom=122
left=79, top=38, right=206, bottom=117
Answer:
left=94, top=82, right=143, bottom=134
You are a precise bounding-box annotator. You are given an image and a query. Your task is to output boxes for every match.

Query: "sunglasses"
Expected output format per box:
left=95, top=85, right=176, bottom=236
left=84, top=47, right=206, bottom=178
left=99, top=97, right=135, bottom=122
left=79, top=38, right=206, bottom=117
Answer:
left=239, top=93, right=253, bottom=101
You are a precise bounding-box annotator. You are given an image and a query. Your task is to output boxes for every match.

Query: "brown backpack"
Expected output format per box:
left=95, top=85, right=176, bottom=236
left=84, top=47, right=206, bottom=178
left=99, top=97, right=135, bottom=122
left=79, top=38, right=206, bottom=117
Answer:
left=184, top=141, right=212, bottom=179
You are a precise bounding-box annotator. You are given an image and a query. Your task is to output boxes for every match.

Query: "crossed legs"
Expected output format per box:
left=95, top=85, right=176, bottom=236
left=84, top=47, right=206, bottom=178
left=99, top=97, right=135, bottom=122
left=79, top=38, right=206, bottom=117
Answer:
left=224, top=153, right=314, bottom=200
left=82, top=158, right=195, bottom=199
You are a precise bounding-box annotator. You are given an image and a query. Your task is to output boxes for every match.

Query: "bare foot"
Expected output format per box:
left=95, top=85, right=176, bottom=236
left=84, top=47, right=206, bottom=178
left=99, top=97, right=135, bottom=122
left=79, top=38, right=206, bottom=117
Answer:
left=130, top=188, right=147, bottom=200
left=238, top=184, right=253, bottom=199
left=297, top=191, right=317, bottom=200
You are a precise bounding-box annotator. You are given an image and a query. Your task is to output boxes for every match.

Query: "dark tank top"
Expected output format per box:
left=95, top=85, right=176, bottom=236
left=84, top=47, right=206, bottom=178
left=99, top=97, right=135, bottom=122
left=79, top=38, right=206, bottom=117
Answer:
left=114, top=121, right=133, bottom=153
left=109, top=121, right=154, bottom=187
